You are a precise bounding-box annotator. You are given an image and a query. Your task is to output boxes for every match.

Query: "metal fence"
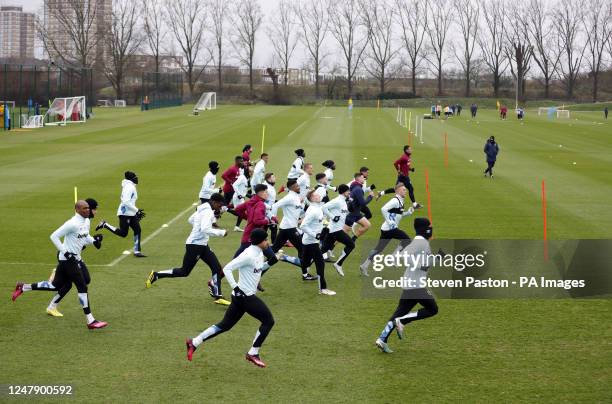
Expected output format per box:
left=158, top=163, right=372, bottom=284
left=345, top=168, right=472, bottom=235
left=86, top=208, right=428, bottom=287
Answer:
left=140, top=71, right=183, bottom=111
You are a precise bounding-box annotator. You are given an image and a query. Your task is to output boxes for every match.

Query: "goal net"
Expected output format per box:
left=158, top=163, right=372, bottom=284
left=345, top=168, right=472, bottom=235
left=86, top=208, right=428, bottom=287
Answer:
left=45, top=96, right=86, bottom=126
left=97, top=99, right=112, bottom=107
left=194, top=92, right=216, bottom=112
left=537, top=107, right=549, bottom=116
left=22, top=115, right=44, bottom=129
left=115, top=100, right=126, bottom=107
left=556, top=109, right=570, bottom=119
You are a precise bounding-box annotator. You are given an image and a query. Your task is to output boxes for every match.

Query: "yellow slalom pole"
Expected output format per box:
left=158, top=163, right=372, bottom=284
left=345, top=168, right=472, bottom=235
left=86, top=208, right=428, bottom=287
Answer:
left=261, top=125, right=266, bottom=154
left=74, top=186, right=78, bottom=203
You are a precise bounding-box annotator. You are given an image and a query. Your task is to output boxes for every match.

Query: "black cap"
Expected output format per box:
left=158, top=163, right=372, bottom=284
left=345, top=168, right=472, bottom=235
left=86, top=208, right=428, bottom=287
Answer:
left=250, top=228, right=268, bottom=245
left=295, top=148, right=305, bottom=157
left=338, top=184, right=349, bottom=194
left=414, top=217, right=432, bottom=238
left=209, top=161, right=219, bottom=170
left=322, top=160, right=335, bottom=168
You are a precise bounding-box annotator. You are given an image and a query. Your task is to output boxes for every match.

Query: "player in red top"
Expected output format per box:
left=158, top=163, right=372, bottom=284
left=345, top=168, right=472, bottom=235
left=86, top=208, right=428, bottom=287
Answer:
left=392, top=146, right=421, bottom=209
left=242, top=145, right=253, bottom=177
left=221, top=155, right=244, bottom=205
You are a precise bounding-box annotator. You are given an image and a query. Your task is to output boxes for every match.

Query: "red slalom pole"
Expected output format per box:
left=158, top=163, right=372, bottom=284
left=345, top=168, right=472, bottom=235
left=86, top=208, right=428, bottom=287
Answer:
left=444, top=132, right=448, bottom=167
left=425, top=168, right=433, bottom=224
left=542, top=179, right=548, bottom=261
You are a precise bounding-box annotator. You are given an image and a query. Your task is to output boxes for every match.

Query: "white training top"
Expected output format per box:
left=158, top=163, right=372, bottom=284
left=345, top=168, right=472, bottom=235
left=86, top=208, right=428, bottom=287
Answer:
left=117, top=179, right=138, bottom=216
left=232, top=170, right=248, bottom=206
left=324, top=168, right=336, bottom=191
left=300, top=202, right=324, bottom=245
left=50, top=213, right=94, bottom=261
left=401, top=236, right=432, bottom=290
left=323, top=195, right=349, bottom=233
left=381, top=195, right=414, bottom=231
left=199, top=171, right=218, bottom=199
left=272, top=190, right=303, bottom=229
left=287, top=156, right=304, bottom=179
left=314, top=183, right=327, bottom=201
left=223, top=244, right=266, bottom=296
left=252, top=160, right=266, bottom=190
left=297, top=173, right=311, bottom=200
left=186, top=203, right=226, bottom=245
left=264, top=182, right=277, bottom=219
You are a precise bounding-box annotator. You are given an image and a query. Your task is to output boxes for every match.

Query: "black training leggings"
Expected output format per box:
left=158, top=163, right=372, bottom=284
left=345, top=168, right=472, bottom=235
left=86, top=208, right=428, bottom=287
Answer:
left=157, top=244, right=222, bottom=279
left=367, top=228, right=411, bottom=260
left=381, top=293, right=438, bottom=342
left=397, top=175, right=416, bottom=203
left=485, top=160, right=495, bottom=176
left=271, top=228, right=303, bottom=256
left=301, top=243, right=327, bottom=289
left=215, top=294, right=275, bottom=348
left=321, top=229, right=355, bottom=266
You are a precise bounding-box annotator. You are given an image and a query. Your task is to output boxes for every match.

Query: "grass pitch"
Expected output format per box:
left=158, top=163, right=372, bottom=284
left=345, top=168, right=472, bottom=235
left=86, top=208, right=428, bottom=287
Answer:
left=1, top=104, right=611, bottom=402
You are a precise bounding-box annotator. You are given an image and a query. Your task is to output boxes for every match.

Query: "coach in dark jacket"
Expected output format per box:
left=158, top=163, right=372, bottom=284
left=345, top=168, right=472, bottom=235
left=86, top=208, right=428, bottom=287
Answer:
left=483, top=136, right=499, bottom=178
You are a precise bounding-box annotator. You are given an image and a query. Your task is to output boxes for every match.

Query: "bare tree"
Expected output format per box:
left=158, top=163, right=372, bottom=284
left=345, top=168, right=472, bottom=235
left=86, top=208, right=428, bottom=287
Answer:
left=453, top=0, right=479, bottom=97
left=39, top=0, right=107, bottom=68
left=165, top=0, right=209, bottom=97
left=395, top=0, right=428, bottom=96
left=359, top=0, right=399, bottom=94
left=328, top=0, right=369, bottom=98
left=478, top=0, right=508, bottom=98
left=425, top=0, right=453, bottom=96
left=104, top=0, right=143, bottom=100
left=582, top=0, right=611, bottom=102
left=527, top=0, right=561, bottom=99
left=505, top=7, right=533, bottom=105
left=142, top=0, right=166, bottom=73
left=232, top=0, right=263, bottom=97
left=268, top=0, right=299, bottom=86
left=552, top=0, right=586, bottom=99
left=295, top=0, right=329, bottom=97
left=210, top=0, right=229, bottom=92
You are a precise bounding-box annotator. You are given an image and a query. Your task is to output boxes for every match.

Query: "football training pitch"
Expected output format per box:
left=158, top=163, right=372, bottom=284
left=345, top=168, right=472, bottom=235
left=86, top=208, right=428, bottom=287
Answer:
left=1, top=104, right=611, bottom=402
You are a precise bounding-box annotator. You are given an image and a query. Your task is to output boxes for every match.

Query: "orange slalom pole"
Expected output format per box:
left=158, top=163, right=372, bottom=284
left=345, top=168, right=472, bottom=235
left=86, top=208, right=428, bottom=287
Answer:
left=542, top=179, right=548, bottom=261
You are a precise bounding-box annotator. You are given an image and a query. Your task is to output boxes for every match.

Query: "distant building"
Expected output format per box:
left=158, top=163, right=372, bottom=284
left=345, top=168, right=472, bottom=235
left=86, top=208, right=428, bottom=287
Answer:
left=0, top=6, right=36, bottom=59
left=44, top=0, right=112, bottom=66
left=128, top=54, right=184, bottom=73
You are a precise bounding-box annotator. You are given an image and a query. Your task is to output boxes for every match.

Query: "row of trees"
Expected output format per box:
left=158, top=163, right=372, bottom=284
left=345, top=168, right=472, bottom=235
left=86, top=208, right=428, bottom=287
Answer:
left=38, top=0, right=612, bottom=102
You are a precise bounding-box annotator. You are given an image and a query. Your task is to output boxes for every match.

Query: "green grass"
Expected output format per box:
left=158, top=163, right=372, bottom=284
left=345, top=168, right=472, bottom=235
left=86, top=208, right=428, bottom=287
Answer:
left=1, top=105, right=611, bottom=402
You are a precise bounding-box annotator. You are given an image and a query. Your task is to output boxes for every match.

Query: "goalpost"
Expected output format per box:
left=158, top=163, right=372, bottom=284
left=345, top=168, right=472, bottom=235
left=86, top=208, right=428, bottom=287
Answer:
left=556, top=109, right=570, bottom=119
left=22, top=115, right=45, bottom=129
left=193, top=92, right=216, bottom=113
left=537, top=107, right=549, bottom=116
left=115, top=100, right=126, bottom=107
left=45, top=96, right=87, bottom=126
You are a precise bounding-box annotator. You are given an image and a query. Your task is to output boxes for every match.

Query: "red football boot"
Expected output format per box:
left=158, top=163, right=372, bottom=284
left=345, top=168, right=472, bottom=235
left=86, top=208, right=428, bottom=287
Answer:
left=87, top=320, right=108, bottom=329
left=186, top=338, right=197, bottom=361
left=245, top=353, right=266, bottom=368
left=11, top=282, right=24, bottom=301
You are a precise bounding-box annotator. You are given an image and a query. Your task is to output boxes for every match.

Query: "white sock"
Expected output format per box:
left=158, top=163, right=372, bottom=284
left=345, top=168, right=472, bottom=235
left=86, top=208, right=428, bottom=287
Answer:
left=47, top=294, right=61, bottom=310
left=22, top=284, right=32, bottom=291
left=322, top=252, right=328, bottom=260
left=351, top=223, right=359, bottom=236
left=248, top=346, right=260, bottom=356
left=157, top=269, right=173, bottom=275
left=413, top=202, right=419, bottom=207
left=105, top=223, right=117, bottom=231
left=193, top=325, right=221, bottom=347
left=86, top=313, right=95, bottom=324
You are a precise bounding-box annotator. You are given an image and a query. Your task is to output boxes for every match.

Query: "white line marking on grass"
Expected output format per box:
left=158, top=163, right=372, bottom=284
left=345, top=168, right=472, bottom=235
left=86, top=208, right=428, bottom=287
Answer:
left=107, top=203, right=196, bottom=267
left=0, top=262, right=108, bottom=267
left=287, top=106, right=324, bottom=137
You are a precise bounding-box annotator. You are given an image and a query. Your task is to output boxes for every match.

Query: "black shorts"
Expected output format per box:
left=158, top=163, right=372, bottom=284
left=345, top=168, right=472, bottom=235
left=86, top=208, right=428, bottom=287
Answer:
left=345, top=214, right=363, bottom=227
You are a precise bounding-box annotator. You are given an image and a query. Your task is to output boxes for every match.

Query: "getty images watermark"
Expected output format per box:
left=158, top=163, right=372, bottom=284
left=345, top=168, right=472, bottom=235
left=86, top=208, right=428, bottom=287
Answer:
left=359, top=240, right=611, bottom=299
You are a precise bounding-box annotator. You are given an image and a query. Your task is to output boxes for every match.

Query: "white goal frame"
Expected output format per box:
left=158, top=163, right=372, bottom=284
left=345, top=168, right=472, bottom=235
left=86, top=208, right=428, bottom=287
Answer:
left=537, top=107, right=549, bottom=116
left=22, top=115, right=45, bottom=129
left=194, top=92, right=216, bottom=112
left=45, top=96, right=86, bottom=126
left=556, top=109, right=570, bottom=119
left=115, top=100, right=126, bottom=107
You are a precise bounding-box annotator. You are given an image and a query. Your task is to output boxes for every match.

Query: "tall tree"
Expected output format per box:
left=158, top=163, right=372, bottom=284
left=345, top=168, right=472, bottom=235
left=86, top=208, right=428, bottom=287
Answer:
left=267, top=0, right=299, bottom=86
left=478, top=0, right=508, bottom=98
left=552, top=0, right=585, bottom=99
left=142, top=0, right=166, bottom=73
left=527, top=0, right=561, bottom=99
left=425, top=0, right=453, bottom=96
left=582, top=0, right=611, bottom=102
left=453, top=0, right=479, bottom=97
left=295, top=0, right=329, bottom=97
left=105, top=0, right=143, bottom=99
left=328, top=0, right=369, bottom=98
left=359, top=0, right=399, bottom=94
left=165, top=0, right=209, bottom=97
left=395, top=0, right=428, bottom=96
left=39, top=0, right=106, bottom=68
left=210, top=0, right=229, bottom=92
left=505, top=7, right=533, bottom=105
left=232, top=0, right=263, bottom=97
